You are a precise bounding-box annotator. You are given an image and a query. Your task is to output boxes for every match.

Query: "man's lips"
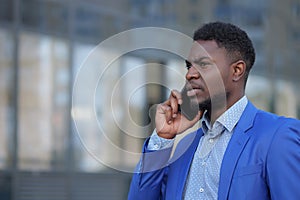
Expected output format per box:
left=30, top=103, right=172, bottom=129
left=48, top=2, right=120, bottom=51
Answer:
left=185, top=81, right=205, bottom=96
left=187, top=88, right=203, bottom=97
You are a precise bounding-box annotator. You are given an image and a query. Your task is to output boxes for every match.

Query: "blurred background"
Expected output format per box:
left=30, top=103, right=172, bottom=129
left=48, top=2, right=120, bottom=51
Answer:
left=0, top=0, right=299, bottom=199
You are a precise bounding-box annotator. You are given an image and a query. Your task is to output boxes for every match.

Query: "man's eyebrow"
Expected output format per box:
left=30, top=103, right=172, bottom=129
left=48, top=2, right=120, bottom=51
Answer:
left=185, top=56, right=212, bottom=65
left=192, top=56, right=212, bottom=63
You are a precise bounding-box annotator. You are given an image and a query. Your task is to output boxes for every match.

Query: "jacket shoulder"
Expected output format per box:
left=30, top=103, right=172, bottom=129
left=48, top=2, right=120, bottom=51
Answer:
left=255, top=109, right=299, bottom=127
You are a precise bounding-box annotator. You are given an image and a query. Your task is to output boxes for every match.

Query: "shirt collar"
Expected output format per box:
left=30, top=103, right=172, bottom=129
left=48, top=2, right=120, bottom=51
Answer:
left=201, top=96, right=248, bottom=134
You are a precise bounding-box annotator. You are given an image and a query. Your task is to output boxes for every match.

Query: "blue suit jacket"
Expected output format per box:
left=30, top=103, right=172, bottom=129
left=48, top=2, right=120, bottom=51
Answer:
left=128, top=102, right=300, bottom=200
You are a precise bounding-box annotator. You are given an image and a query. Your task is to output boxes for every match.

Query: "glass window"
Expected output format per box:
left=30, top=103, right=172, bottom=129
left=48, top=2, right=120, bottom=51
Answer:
left=72, top=42, right=149, bottom=172
left=18, top=31, right=70, bottom=171
left=0, top=28, right=14, bottom=169
left=246, top=75, right=299, bottom=118
left=72, top=42, right=108, bottom=172
left=22, top=0, right=68, bottom=37
left=0, top=0, right=13, bottom=23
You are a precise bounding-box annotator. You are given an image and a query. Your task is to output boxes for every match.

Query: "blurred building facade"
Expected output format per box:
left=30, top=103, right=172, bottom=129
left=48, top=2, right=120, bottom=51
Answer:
left=0, top=0, right=299, bottom=199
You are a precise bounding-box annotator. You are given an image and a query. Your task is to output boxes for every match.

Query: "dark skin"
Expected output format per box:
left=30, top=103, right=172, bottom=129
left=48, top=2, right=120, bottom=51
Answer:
left=156, top=40, right=247, bottom=139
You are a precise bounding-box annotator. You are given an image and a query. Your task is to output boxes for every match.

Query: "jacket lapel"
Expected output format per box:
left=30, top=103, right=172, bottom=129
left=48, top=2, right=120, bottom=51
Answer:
left=174, top=129, right=204, bottom=199
left=218, top=102, right=258, bottom=200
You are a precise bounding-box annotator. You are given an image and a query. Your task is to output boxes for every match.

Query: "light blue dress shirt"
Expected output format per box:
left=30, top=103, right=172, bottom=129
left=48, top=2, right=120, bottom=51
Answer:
left=148, top=96, right=248, bottom=199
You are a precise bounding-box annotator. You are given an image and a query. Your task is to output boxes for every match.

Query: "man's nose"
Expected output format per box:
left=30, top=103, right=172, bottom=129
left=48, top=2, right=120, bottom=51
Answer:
left=186, top=66, right=200, bottom=80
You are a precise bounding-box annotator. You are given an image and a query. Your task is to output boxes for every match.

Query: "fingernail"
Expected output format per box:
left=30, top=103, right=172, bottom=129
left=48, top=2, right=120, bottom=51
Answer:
left=173, top=114, right=177, bottom=118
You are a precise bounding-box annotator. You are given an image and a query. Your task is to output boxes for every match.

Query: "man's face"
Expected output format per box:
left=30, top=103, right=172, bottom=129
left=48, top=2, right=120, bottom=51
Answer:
left=185, top=40, right=231, bottom=110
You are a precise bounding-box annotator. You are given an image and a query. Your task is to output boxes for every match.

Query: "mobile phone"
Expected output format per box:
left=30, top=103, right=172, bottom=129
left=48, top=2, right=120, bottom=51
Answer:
left=178, top=86, right=199, bottom=121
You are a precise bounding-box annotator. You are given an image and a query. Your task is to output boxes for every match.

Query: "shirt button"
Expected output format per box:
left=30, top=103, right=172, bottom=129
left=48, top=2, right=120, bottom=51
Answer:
left=154, top=144, right=159, bottom=149
left=199, top=188, right=204, bottom=193
left=201, top=161, right=206, bottom=166
left=209, top=138, right=214, bottom=143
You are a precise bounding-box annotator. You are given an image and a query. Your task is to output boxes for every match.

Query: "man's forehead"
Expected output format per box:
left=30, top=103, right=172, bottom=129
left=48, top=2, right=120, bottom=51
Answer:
left=188, top=40, right=223, bottom=61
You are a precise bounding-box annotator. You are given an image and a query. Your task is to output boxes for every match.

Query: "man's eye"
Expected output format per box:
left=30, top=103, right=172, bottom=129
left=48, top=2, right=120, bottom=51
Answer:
left=199, top=62, right=209, bottom=67
left=193, top=62, right=210, bottom=69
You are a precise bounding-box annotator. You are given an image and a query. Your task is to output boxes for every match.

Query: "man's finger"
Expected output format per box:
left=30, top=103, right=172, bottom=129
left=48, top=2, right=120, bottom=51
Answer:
left=171, top=90, right=183, bottom=105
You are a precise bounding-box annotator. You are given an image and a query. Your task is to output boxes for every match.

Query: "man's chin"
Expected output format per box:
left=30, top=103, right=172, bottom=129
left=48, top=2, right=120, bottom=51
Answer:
left=197, top=93, right=228, bottom=112
left=191, top=97, right=211, bottom=111
left=198, top=101, right=211, bottom=111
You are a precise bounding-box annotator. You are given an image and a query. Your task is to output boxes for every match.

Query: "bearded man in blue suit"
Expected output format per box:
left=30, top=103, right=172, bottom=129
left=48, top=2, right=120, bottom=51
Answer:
left=128, top=22, right=300, bottom=200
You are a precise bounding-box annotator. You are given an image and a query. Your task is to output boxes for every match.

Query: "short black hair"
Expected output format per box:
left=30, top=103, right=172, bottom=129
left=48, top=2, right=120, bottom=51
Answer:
left=193, top=22, right=255, bottom=83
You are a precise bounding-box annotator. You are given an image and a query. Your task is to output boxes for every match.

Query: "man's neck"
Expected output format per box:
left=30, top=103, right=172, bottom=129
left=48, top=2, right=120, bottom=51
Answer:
left=207, top=94, right=245, bottom=125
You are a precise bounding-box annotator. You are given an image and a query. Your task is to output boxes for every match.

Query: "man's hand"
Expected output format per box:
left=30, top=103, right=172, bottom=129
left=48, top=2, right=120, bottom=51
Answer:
left=155, top=90, right=203, bottom=139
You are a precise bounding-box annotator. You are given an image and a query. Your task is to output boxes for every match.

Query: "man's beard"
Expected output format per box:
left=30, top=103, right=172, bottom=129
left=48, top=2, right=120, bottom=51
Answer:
left=197, top=97, right=211, bottom=111
left=196, top=92, right=228, bottom=113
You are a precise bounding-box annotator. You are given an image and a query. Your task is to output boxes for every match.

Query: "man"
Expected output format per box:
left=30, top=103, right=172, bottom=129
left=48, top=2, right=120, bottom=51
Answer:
left=128, top=22, right=300, bottom=200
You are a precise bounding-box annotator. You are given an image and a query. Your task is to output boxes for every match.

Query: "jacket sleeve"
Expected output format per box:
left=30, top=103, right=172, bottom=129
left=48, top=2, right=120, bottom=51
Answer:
left=266, top=119, right=300, bottom=200
left=128, top=138, right=173, bottom=200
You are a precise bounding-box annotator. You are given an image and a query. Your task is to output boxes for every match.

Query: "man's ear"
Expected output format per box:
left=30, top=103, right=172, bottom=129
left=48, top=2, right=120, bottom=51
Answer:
left=232, top=60, right=246, bottom=82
